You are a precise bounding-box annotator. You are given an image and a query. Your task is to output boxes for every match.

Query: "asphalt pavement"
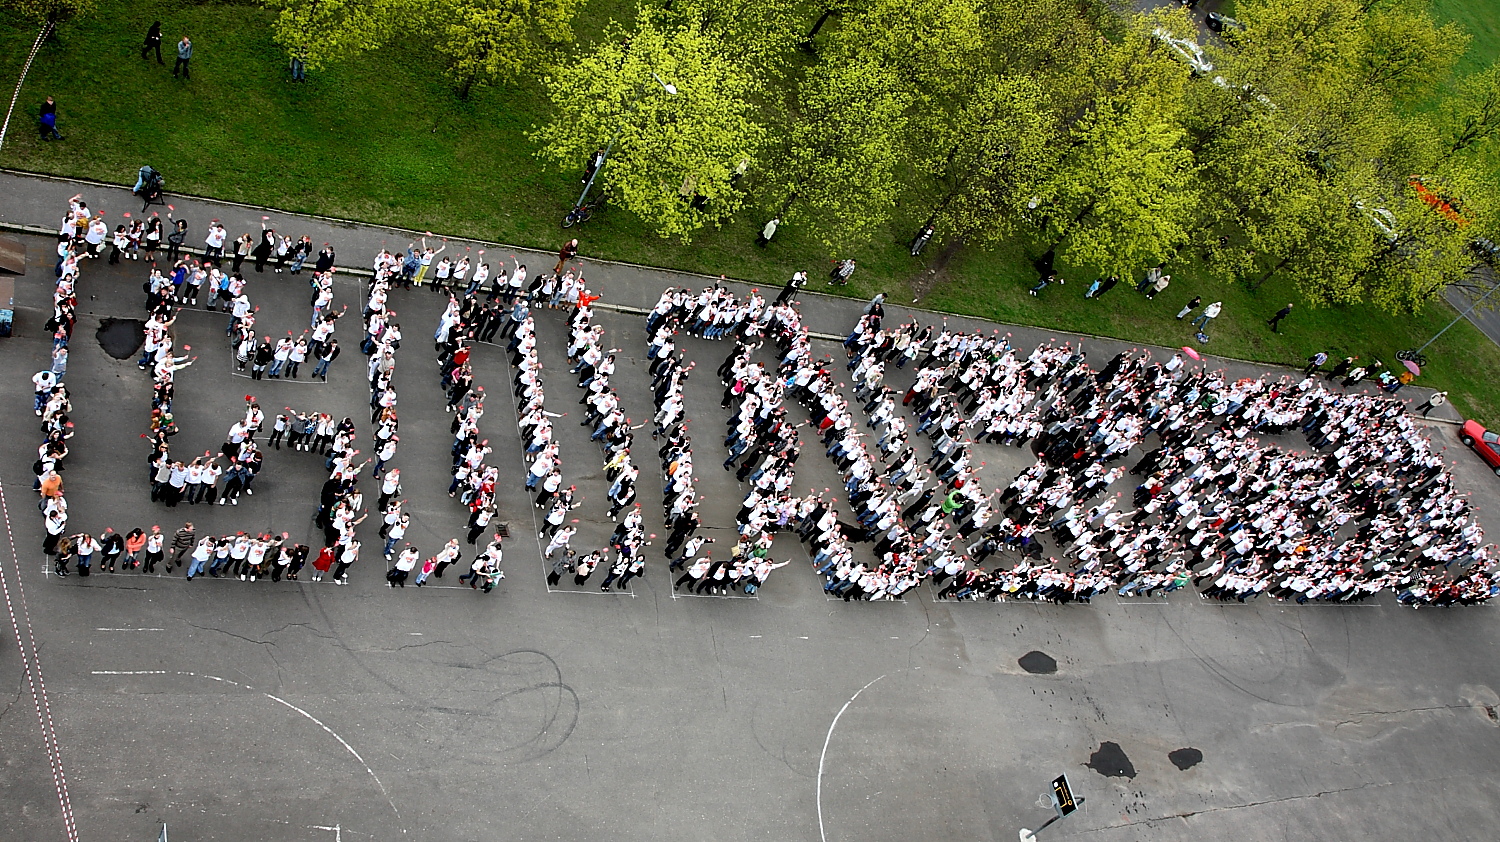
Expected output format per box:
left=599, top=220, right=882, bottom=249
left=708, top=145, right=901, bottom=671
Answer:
left=0, top=181, right=1498, bottom=842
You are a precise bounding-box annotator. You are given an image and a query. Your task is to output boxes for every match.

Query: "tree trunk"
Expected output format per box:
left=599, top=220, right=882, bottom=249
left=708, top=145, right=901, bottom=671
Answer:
left=801, top=9, right=837, bottom=50
left=1250, top=254, right=1293, bottom=290
left=459, top=74, right=476, bottom=101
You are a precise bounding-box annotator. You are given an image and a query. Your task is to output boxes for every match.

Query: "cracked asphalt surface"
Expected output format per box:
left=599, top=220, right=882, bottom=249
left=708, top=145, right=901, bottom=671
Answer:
left=0, top=231, right=1498, bottom=842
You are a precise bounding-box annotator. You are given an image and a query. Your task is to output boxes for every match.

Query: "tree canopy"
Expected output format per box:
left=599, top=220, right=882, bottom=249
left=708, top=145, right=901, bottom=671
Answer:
left=230, top=0, right=1500, bottom=313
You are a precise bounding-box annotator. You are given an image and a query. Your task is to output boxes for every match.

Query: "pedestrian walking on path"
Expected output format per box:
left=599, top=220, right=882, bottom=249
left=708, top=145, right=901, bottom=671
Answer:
left=1413, top=391, right=1448, bottom=417
left=1304, top=351, right=1328, bottom=375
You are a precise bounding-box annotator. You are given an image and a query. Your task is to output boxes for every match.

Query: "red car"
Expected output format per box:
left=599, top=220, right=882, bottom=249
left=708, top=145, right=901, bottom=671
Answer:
left=1460, top=420, right=1500, bottom=476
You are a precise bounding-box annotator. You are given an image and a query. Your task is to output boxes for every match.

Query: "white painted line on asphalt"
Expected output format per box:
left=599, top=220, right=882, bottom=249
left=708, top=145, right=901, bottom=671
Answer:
left=1, top=477, right=79, bottom=842
left=817, top=675, right=887, bottom=842
left=95, top=628, right=165, bottom=632
left=545, top=586, right=636, bottom=598
left=91, top=669, right=405, bottom=829
left=672, top=590, right=757, bottom=600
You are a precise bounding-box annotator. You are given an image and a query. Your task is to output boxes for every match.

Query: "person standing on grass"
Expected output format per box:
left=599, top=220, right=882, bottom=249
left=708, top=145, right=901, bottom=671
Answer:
left=1174, top=296, right=1201, bottom=320
left=1137, top=266, right=1162, bottom=293
left=756, top=218, right=779, bottom=247
left=39, top=96, right=62, bottom=141
left=1146, top=273, right=1170, bottom=300
left=142, top=22, right=164, bottom=64
left=172, top=36, right=192, bottom=80
left=1266, top=303, right=1294, bottom=333
left=1413, top=391, right=1448, bottom=417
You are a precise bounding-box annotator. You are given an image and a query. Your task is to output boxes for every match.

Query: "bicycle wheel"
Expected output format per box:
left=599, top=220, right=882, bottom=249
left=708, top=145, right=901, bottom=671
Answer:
left=562, top=210, right=578, bottom=229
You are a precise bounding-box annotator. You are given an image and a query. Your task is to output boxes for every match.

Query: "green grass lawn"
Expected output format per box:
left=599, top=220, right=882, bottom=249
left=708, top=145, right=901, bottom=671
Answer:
left=3, top=0, right=1499, bottom=422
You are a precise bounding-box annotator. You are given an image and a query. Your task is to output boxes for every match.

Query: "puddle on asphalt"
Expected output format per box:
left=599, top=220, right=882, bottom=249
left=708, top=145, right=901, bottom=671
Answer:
left=1086, top=741, right=1136, bottom=778
left=96, top=317, right=145, bottom=360
left=1168, top=747, right=1203, bottom=770
left=1018, top=651, right=1058, bottom=674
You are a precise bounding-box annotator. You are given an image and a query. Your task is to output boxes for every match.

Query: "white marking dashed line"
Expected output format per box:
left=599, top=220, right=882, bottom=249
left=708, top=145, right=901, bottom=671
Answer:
left=95, top=628, right=165, bottom=632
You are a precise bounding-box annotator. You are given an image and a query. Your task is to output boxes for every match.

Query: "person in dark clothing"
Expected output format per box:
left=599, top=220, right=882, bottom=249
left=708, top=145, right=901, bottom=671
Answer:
left=1326, top=356, right=1355, bottom=381
left=775, top=271, right=807, bottom=305
left=39, top=96, right=62, bottom=141
left=1266, top=303, right=1294, bottom=332
left=251, top=338, right=274, bottom=380
left=142, top=22, right=164, bottom=63
left=252, top=227, right=274, bottom=272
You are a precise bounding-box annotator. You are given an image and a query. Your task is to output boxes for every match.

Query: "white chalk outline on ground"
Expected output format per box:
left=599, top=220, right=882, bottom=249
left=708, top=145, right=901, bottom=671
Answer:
left=673, top=589, right=758, bottom=601
left=817, top=674, right=888, bottom=842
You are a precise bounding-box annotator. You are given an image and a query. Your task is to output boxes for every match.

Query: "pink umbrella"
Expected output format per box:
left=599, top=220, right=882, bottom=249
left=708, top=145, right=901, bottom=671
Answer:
left=1181, top=346, right=1201, bottom=361
left=1402, top=359, right=1421, bottom=376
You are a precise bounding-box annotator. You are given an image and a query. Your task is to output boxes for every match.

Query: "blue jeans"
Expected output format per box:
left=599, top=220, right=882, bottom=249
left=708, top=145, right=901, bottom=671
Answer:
left=383, top=536, right=398, bottom=556
left=268, top=359, right=285, bottom=377
left=1191, top=314, right=1213, bottom=329
left=313, top=358, right=331, bottom=378
left=187, top=555, right=208, bottom=578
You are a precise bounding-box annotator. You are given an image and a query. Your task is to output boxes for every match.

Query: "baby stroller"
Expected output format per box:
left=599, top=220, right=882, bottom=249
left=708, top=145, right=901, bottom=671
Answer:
left=134, top=165, right=165, bottom=212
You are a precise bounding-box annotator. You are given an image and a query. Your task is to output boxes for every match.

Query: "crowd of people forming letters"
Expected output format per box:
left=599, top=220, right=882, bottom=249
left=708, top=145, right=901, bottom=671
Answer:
left=29, top=191, right=1497, bottom=609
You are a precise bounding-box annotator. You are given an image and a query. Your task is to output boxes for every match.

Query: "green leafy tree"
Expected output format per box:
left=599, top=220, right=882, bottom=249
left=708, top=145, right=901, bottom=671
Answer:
left=764, top=59, right=910, bottom=251
left=1040, top=102, right=1198, bottom=278
left=433, top=0, right=585, bottom=98
left=648, top=0, right=805, bottom=70
left=1356, top=1, right=1465, bottom=101
left=260, top=0, right=398, bottom=70
left=919, top=76, right=1059, bottom=251
left=1442, top=63, right=1500, bottom=157
left=825, top=0, right=986, bottom=108
left=531, top=14, right=766, bottom=240
left=1359, top=164, right=1498, bottom=312
left=2, top=0, right=93, bottom=23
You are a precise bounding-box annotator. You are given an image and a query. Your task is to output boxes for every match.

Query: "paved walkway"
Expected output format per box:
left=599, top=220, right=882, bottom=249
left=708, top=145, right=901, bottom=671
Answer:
left=0, top=167, right=1463, bottom=422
